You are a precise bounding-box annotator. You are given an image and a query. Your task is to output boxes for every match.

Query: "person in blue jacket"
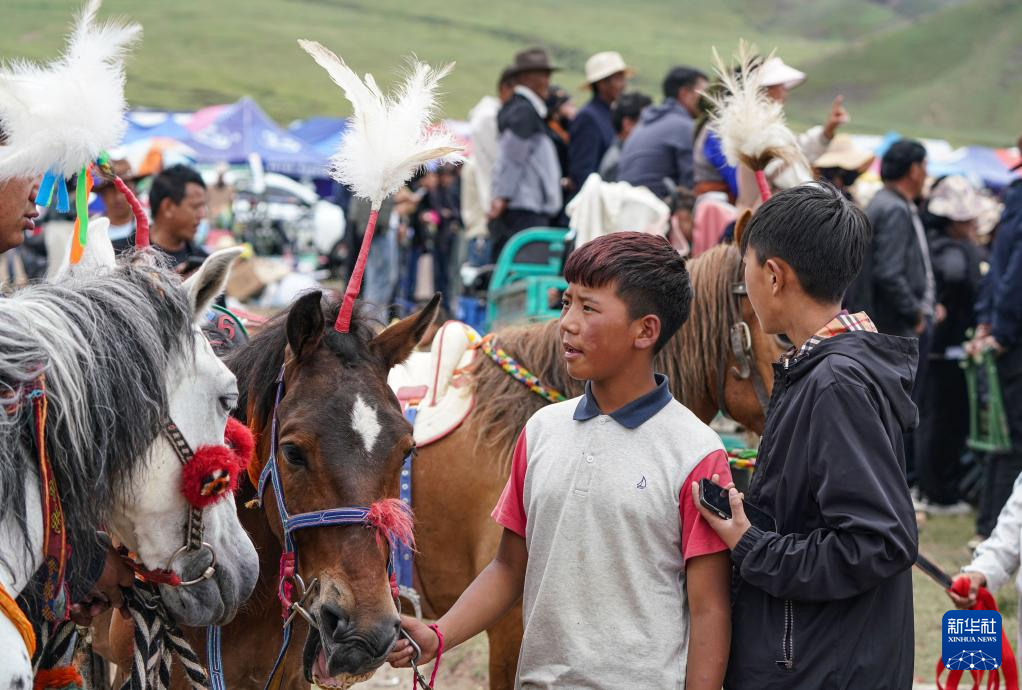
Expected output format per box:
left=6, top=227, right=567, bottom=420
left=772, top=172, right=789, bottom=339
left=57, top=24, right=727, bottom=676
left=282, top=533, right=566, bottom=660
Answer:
left=568, top=51, right=632, bottom=191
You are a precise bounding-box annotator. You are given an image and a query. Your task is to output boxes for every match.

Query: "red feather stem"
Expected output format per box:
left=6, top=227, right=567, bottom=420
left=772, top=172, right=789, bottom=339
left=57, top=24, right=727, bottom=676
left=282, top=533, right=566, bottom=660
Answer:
left=113, top=175, right=150, bottom=247
left=755, top=170, right=772, bottom=202
left=334, top=208, right=379, bottom=333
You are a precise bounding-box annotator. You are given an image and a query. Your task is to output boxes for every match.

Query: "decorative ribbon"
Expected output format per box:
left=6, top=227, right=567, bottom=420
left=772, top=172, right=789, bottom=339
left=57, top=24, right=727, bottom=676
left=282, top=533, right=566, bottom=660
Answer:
left=937, top=577, right=1019, bottom=690
left=335, top=208, right=379, bottom=333
left=478, top=334, right=566, bottom=404
left=0, top=581, right=36, bottom=659
left=69, top=164, right=94, bottom=265
left=33, top=376, right=69, bottom=623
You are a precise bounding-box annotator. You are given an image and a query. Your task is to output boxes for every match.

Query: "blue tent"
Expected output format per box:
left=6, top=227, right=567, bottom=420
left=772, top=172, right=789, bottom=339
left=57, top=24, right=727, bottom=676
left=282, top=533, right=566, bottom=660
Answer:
left=122, top=112, right=192, bottom=145
left=929, top=146, right=1020, bottom=192
left=289, top=116, right=348, bottom=158
left=182, top=97, right=328, bottom=177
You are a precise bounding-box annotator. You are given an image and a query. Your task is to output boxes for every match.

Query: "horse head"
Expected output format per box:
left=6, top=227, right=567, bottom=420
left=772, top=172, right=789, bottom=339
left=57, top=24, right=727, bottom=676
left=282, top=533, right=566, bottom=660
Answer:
left=104, top=247, right=260, bottom=627
left=232, top=291, right=439, bottom=687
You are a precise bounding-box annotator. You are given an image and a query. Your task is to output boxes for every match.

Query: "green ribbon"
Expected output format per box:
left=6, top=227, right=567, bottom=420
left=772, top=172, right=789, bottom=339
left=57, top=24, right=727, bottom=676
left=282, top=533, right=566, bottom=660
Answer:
left=75, top=165, right=89, bottom=247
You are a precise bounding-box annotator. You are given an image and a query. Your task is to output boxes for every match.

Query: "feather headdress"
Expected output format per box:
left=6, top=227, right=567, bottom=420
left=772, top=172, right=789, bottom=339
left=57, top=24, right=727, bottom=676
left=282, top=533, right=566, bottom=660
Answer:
left=0, top=0, right=144, bottom=263
left=299, top=40, right=463, bottom=332
left=706, top=40, right=812, bottom=200
left=0, top=0, right=140, bottom=181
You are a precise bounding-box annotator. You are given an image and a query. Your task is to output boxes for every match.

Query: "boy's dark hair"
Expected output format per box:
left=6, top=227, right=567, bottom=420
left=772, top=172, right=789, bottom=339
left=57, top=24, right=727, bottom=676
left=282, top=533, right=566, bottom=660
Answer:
left=662, top=66, right=707, bottom=101
left=611, top=91, right=653, bottom=134
left=149, top=164, right=205, bottom=218
left=880, top=139, right=926, bottom=182
left=563, top=232, right=691, bottom=353
left=740, top=182, right=870, bottom=304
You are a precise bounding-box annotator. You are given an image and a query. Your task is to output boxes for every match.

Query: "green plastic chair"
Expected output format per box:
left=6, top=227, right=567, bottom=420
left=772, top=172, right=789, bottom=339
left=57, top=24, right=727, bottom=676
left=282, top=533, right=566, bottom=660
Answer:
left=962, top=350, right=1012, bottom=454
left=486, top=227, right=569, bottom=330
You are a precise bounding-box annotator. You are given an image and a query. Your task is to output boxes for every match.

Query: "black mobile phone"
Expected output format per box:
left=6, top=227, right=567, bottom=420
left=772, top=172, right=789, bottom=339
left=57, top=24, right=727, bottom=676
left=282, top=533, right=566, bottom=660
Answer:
left=699, top=478, right=776, bottom=532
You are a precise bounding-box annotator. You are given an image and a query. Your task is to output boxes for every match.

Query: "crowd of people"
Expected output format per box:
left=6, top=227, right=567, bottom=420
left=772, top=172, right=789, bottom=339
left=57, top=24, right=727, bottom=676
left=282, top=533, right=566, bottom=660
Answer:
left=4, top=33, right=1022, bottom=688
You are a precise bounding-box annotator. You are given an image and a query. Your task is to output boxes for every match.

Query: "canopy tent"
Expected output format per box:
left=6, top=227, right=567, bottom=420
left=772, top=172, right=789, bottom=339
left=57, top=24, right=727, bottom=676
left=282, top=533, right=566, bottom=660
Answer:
left=289, top=116, right=348, bottom=158
left=929, top=146, right=1021, bottom=192
left=181, top=97, right=328, bottom=177
left=122, top=111, right=192, bottom=145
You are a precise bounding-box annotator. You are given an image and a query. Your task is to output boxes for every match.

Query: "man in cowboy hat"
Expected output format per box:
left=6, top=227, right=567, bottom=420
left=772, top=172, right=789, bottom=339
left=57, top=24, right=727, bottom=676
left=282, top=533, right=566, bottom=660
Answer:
left=489, top=47, right=563, bottom=262
left=568, top=51, right=633, bottom=190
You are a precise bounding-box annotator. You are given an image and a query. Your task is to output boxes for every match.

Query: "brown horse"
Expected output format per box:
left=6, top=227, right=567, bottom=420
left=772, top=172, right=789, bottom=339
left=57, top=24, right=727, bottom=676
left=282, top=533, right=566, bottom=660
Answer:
left=407, top=243, right=783, bottom=688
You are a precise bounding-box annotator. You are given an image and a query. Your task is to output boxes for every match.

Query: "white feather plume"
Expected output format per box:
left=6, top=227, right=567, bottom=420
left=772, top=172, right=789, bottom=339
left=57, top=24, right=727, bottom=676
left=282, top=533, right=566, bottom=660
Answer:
left=299, top=40, right=463, bottom=207
left=707, top=41, right=812, bottom=190
left=0, top=0, right=140, bottom=179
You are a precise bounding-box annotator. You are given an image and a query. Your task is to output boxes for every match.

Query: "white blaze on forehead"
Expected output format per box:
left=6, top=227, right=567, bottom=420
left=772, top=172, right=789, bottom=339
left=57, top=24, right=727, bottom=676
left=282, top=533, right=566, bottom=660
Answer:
left=351, top=395, right=381, bottom=453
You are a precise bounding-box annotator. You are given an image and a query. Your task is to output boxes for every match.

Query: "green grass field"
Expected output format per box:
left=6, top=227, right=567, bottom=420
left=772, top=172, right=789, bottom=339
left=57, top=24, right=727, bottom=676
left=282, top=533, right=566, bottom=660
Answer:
left=4, top=0, right=1018, bottom=145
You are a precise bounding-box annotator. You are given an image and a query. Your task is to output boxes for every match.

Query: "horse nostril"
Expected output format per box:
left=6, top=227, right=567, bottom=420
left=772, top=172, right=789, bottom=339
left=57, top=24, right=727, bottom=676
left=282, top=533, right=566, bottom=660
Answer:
left=319, top=603, right=352, bottom=642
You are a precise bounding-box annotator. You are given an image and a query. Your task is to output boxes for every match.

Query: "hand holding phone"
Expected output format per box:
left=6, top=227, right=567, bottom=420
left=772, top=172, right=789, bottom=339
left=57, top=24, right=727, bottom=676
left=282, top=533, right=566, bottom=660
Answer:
left=698, top=478, right=775, bottom=532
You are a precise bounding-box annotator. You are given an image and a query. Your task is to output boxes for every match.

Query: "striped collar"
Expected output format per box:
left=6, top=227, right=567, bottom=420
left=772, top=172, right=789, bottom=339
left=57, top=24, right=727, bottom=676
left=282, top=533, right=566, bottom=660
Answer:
left=784, top=311, right=877, bottom=369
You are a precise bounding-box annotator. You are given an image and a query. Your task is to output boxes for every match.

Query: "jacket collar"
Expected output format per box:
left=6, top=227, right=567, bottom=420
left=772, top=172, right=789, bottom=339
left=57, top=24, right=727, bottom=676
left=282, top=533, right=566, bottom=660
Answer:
left=514, top=85, right=548, bottom=119
left=573, top=374, right=672, bottom=429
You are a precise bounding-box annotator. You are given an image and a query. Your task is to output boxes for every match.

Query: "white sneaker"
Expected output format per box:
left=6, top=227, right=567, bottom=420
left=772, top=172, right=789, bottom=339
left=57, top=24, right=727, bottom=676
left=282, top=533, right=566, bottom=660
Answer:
left=925, top=501, right=973, bottom=516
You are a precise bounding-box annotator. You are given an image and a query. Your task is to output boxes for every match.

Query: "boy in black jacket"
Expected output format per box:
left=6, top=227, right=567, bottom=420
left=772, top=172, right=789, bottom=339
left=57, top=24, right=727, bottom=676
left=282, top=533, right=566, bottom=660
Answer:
left=693, top=183, right=919, bottom=689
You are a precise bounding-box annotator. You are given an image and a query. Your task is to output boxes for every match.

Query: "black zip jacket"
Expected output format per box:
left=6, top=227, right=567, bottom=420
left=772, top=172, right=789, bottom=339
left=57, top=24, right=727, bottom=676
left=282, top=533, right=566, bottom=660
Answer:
left=725, top=331, right=920, bottom=690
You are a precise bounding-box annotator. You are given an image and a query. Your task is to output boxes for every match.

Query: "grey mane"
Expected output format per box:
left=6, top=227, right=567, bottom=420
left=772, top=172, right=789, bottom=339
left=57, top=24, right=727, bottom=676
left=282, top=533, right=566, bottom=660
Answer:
left=0, top=252, right=193, bottom=581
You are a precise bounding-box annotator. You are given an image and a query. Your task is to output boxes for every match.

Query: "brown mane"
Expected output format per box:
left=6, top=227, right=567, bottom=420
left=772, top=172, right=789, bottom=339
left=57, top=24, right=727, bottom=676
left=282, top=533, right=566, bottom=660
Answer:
left=469, top=243, right=741, bottom=470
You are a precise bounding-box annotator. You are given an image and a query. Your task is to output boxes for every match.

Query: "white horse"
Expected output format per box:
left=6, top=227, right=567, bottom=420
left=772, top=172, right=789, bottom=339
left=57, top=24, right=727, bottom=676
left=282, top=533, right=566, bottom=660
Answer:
left=0, top=221, right=259, bottom=685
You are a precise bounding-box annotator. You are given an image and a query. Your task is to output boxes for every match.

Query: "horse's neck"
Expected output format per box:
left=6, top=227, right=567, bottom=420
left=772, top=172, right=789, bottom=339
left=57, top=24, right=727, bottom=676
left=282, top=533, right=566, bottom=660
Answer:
left=0, top=474, right=44, bottom=597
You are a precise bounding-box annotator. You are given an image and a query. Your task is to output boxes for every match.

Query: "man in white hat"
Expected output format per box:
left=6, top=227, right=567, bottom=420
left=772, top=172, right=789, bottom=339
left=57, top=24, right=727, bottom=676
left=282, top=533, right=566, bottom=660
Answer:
left=567, top=51, right=633, bottom=190
left=758, top=55, right=849, bottom=162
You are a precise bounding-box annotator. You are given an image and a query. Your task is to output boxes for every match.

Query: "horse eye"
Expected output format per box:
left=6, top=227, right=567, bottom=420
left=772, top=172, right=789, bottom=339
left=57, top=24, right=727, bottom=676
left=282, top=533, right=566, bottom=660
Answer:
left=219, top=394, right=238, bottom=413
left=281, top=443, right=307, bottom=467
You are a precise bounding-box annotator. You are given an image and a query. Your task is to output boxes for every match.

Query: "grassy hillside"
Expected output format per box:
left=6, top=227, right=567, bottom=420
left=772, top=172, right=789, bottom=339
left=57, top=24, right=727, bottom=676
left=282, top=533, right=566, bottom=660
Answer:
left=791, top=0, right=1022, bottom=146
left=4, top=0, right=1016, bottom=145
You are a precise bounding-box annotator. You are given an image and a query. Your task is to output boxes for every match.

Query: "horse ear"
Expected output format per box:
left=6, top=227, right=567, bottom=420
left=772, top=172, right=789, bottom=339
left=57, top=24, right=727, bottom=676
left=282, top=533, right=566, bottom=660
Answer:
left=733, top=209, right=753, bottom=250
left=182, top=247, right=243, bottom=322
left=286, top=290, right=325, bottom=361
left=371, top=293, right=441, bottom=369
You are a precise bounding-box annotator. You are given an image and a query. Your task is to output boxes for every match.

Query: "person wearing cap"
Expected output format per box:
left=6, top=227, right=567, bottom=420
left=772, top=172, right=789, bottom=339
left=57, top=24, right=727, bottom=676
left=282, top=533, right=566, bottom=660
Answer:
left=568, top=51, right=632, bottom=190
left=96, top=158, right=141, bottom=253
left=694, top=55, right=849, bottom=202
left=489, top=47, right=563, bottom=262
left=812, top=134, right=875, bottom=201
left=598, top=91, right=653, bottom=183
left=915, top=176, right=985, bottom=514
left=617, top=66, right=709, bottom=198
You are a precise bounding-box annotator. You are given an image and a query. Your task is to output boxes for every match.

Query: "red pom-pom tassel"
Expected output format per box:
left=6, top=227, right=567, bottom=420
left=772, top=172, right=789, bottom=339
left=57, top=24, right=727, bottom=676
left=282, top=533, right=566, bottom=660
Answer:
left=224, top=416, right=255, bottom=470
left=180, top=445, right=238, bottom=509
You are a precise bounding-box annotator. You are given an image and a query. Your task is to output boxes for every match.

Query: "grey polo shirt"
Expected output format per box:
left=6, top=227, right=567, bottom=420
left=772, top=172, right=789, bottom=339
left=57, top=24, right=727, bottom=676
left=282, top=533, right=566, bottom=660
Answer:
left=493, top=375, right=730, bottom=688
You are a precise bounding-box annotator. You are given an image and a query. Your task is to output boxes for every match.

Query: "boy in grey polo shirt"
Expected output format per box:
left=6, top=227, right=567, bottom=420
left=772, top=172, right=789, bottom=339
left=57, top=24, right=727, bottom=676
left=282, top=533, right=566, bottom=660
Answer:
left=391, top=232, right=733, bottom=689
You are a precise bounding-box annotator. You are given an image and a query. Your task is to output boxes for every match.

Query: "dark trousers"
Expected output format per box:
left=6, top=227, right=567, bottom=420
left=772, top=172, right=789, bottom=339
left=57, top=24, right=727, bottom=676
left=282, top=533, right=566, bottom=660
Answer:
left=488, top=209, right=550, bottom=264
left=976, top=345, right=1022, bottom=536
left=917, top=358, right=969, bottom=505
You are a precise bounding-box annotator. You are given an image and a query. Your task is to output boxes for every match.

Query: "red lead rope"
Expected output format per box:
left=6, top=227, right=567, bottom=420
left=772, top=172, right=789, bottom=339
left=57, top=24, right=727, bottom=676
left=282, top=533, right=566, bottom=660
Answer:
left=937, top=578, right=1019, bottom=690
